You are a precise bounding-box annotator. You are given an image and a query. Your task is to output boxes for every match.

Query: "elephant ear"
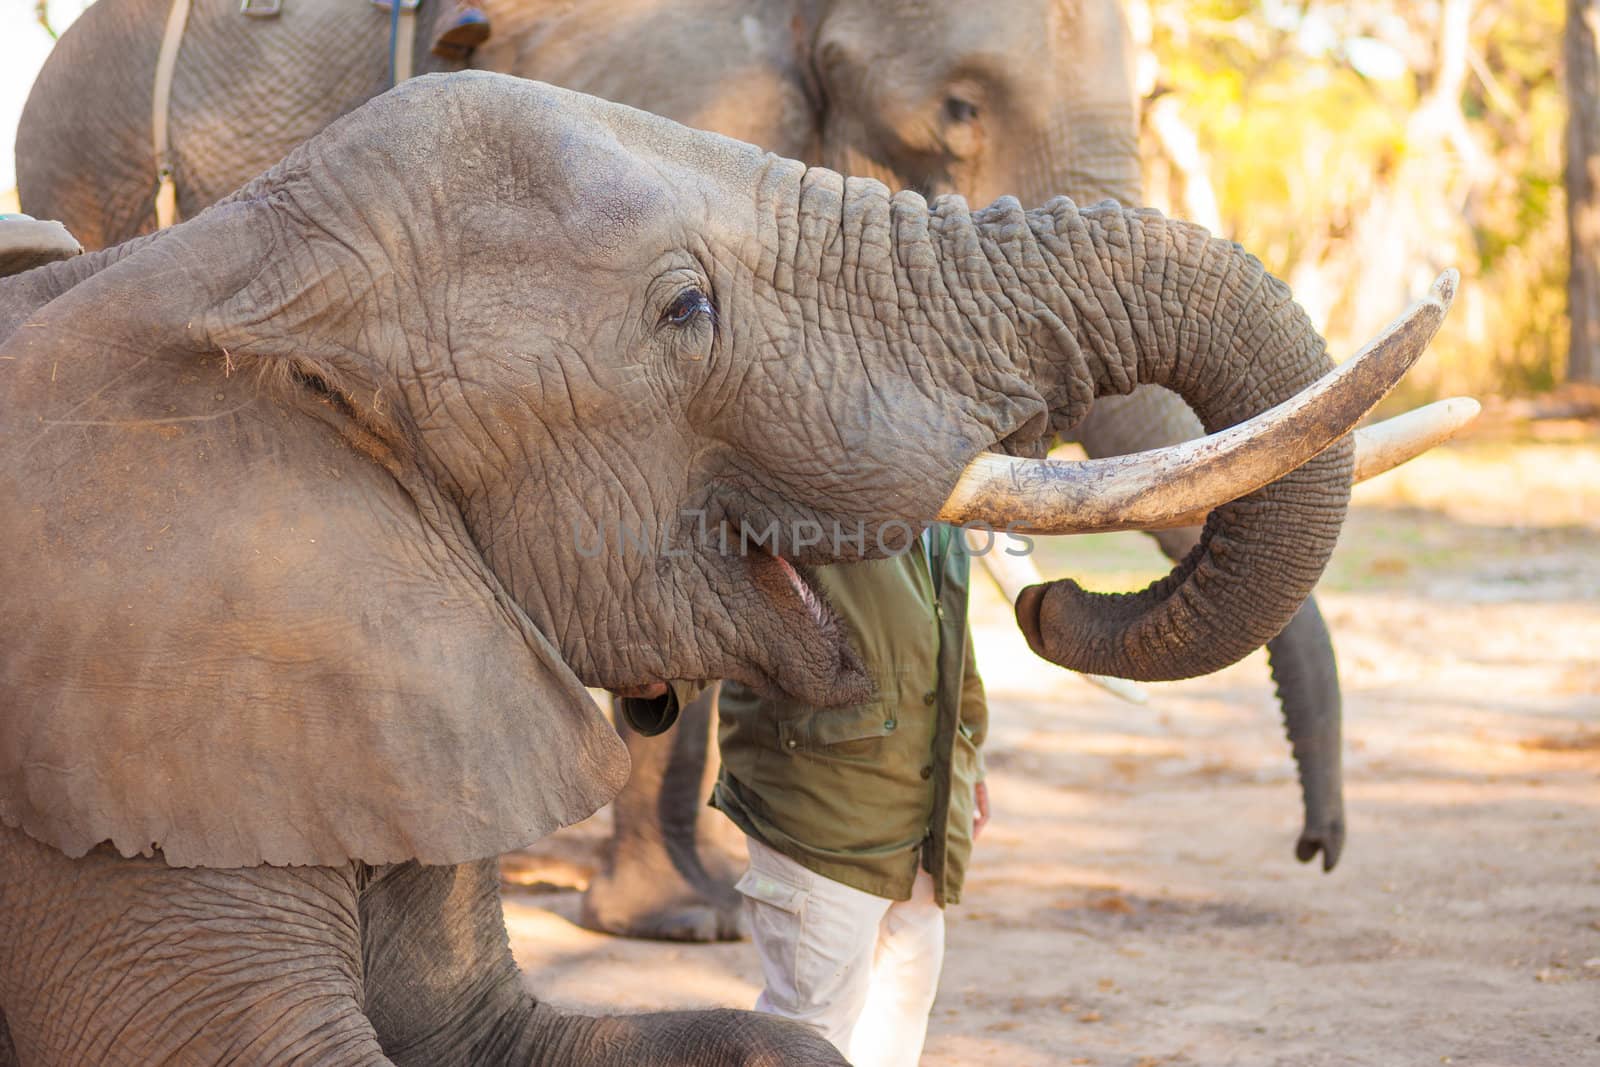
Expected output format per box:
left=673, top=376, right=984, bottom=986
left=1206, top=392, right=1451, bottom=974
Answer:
left=0, top=199, right=630, bottom=868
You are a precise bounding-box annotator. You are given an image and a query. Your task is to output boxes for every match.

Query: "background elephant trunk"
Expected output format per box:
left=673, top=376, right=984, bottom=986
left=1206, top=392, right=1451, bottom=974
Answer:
left=1150, top=521, right=1346, bottom=870
left=936, top=198, right=1352, bottom=682
left=1266, top=599, right=1346, bottom=870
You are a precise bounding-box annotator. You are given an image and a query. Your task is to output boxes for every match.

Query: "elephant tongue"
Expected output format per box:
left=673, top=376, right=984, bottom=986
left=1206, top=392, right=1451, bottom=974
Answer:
left=774, top=554, right=826, bottom=626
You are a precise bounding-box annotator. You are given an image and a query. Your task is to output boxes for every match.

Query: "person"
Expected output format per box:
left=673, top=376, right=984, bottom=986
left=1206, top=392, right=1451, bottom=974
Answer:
left=712, top=522, right=988, bottom=1067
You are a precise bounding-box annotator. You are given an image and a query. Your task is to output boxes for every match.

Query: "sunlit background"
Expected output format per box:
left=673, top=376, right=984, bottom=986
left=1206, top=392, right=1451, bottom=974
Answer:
left=1132, top=0, right=1570, bottom=406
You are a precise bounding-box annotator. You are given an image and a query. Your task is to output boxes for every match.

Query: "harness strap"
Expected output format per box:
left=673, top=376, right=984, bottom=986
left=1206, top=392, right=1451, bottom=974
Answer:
left=151, top=0, right=193, bottom=230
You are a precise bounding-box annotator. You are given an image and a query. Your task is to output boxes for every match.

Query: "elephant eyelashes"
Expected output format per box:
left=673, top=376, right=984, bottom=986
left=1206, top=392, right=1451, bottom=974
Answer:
left=661, top=288, right=714, bottom=329
left=657, top=286, right=716, bottom=362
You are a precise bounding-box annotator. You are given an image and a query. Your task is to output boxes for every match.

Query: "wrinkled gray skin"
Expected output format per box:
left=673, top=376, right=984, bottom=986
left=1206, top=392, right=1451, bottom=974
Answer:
left=0, top=72, right=1356, bottom=1063
left=16, top=0, right=1342, bottom=946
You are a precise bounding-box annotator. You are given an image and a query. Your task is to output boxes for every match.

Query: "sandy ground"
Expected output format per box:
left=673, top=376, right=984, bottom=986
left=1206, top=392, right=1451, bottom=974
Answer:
left=501, top=423, right=1600, bottom=1067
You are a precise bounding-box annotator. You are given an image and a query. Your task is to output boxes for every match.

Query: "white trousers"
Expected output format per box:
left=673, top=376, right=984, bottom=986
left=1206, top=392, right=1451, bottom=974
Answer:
left=736, top=836, right=946, bottom=1067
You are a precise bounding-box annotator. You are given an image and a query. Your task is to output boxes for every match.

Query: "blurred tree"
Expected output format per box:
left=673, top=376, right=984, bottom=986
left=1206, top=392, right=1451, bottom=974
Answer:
left=1134, top=0, right=1569, bottom=400
left=1127, top=0, right=1223, bottom=232
left=1567, top=0, right=1600, bottom=383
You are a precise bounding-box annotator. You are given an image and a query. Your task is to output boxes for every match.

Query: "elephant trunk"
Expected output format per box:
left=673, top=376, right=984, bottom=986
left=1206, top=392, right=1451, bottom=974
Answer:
left=1016, top=100, right=1142, bottom=211
left=1011, top=13, right=1348, bottom=851
left=1267, top=598, right=1347, bottom=871
left=925, top=196, right=1362, bottom=682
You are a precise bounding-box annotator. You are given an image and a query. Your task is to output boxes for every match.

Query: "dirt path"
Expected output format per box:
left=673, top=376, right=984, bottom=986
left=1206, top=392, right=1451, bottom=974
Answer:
left=502, top=429, right=1600, bottom=1067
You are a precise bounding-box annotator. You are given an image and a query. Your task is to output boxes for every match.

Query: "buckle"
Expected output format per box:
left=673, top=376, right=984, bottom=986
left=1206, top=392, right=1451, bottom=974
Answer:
left=240, top=0, right=281, bottom=16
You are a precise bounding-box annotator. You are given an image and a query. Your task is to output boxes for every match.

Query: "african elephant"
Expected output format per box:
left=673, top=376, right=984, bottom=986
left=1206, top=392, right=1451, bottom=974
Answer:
left=1, top=66, right=1456, bottom=1064
left=17, top=0, right=1344, bottom=943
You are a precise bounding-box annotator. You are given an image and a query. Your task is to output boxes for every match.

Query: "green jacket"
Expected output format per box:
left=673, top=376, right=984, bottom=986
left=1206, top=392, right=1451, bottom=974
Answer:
left=712, top=526, right=987, bottom=906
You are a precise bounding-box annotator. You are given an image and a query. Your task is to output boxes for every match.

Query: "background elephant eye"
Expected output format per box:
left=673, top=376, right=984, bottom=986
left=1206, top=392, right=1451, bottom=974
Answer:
left=662, top=288, right=713, bottom=328
left=944, top=97, right=980, bottom=124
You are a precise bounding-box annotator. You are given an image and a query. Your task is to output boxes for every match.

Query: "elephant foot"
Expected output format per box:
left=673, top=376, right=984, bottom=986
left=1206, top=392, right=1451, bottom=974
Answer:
left=582, top=687, right=749, bottom=941
left=579, top=867, right=745, bottom=942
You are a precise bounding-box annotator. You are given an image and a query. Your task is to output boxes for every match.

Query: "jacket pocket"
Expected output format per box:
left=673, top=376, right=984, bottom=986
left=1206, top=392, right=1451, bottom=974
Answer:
left=778, top=700, right=897, bottom=758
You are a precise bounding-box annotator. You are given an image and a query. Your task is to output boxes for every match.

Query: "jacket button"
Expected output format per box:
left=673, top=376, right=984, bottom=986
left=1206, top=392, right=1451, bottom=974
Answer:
left=919, top=765, right=933, bottom=780
left=884, top=719, right=897, bottom=731
left=923, top=691, right=936, bottom=706
left=786, top=739, right=797, bottom=749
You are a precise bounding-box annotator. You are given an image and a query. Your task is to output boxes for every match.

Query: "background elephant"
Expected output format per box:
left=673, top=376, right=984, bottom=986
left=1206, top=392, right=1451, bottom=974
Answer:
left=0, top=70, right=1430, bottom=1063
left=16, top=0, right=1344, bottom=943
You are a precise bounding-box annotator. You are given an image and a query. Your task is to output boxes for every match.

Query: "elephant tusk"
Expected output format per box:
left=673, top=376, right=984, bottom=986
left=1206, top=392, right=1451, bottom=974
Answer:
left=1140, top=395, right=1482, bottom=531
left=1349, top=395, right=1480, bottom=483
left=936, top=270, right=1460, bottom=535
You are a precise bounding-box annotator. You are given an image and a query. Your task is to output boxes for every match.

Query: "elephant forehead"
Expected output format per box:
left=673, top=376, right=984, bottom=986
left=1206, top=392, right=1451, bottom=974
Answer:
left=391, top=74, right=779, bottom=257
left=543, top=127, right=673, bottom=260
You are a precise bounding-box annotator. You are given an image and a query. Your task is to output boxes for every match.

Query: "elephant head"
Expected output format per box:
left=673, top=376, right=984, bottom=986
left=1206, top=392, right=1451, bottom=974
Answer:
left=0, top=74, right=1448, bottom=874
left=802, top=0, right=1139, bottom=208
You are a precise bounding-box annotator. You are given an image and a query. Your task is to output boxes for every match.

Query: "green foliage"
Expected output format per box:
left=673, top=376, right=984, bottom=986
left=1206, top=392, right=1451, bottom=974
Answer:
left=1141, top=0, right=1569, bottom=398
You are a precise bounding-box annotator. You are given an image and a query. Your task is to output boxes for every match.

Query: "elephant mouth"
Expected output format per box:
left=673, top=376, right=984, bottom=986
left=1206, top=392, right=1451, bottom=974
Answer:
left=740, top=545, right=870, bottom=706
left=771, top=554, right=832, bottom=629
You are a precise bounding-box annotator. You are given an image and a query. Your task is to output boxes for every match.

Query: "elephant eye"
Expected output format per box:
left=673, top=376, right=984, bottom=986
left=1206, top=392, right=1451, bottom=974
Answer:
left=944, top=96, right=980, bottom=124
left=661, top=288, right=713, bottom=328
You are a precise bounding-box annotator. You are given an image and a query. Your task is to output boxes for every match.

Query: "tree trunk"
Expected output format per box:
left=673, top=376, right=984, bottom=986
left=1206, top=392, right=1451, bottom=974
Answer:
left=1567, top=0, right=1600, bottom=384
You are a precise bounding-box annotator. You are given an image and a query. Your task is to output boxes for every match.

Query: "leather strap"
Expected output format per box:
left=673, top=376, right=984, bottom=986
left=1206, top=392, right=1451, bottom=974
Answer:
left=151, top=0, right=193, bottom=229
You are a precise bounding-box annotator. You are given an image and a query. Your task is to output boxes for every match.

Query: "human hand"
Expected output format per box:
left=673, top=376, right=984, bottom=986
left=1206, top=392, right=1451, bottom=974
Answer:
left=974, top=779, right=990, bottom=840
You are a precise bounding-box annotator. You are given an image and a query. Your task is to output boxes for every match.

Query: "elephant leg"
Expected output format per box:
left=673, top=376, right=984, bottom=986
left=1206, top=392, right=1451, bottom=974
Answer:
left=0, top=824, right=390, bottom=1066
left=579, top=686, right=746, bottom=942
left=1075, top=386, right=1347, bottom=870
left=361, top=858, right=845, bottom=1066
